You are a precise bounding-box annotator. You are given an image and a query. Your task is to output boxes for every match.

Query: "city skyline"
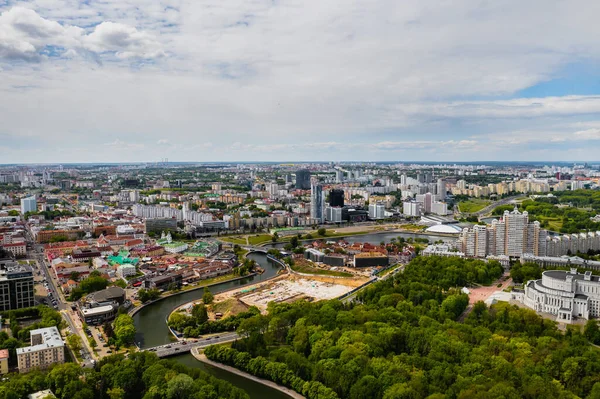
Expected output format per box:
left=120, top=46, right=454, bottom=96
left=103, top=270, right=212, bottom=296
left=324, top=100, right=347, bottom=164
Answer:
left=2, top=1, right=600, bottom=163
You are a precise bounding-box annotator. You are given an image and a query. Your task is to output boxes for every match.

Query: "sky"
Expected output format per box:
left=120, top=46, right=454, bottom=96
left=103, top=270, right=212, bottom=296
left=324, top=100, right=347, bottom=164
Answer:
left=2, top=0, right=600, bottom=163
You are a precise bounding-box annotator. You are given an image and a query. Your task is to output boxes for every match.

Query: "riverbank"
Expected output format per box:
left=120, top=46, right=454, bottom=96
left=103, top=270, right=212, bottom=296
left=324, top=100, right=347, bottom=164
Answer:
left=191, top=348, right=304, bottom=399
left=129, top=272, right=259, bottom=318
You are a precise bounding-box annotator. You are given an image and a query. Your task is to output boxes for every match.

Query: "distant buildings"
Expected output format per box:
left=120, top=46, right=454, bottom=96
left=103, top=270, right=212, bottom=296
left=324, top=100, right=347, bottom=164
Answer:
left=17, top=326, right=65, bottom=373
left=20, top=196, right=36, bottom=214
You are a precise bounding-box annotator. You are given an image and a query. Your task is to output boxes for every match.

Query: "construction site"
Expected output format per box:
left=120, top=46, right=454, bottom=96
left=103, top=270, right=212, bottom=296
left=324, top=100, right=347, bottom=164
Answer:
left=229, top=274, right=367, bottom=312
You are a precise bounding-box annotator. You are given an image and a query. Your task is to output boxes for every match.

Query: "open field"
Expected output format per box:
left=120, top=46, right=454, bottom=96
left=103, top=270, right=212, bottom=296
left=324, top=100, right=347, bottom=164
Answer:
left=459, top=199, right=491, bottom=213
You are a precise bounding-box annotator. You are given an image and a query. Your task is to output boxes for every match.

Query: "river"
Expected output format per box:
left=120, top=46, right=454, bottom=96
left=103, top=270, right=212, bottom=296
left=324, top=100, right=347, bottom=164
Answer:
left=132, top=231, right=456, bottom=399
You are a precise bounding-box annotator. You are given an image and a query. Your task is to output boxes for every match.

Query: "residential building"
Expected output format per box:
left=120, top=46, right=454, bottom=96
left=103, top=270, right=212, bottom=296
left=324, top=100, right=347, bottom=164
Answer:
left=20, top=196, right=37, bottom=214
left=368, top=202, right=386, bottom=219
left=16, top=327, right=65, bottom=373
left=1, top=242, right=26, bottom=258
left=0, top=349, right=8, bottom=375
left=325, top=206, right=343, bottom=223
left=117, top=264, right=136, bottom=278
left=403, top=201, right=421, bottom=217
left=28, top=391, right=56, bottom=399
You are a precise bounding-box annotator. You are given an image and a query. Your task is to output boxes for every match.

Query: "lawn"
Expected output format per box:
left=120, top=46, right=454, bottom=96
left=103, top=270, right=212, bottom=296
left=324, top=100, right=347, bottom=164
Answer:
left=537, top=216, right=563, bottom=232
left=220, top=236, right=248, bottom=245
left=248, top=234, right=274, bottom=245
left=459, top=199, right=491, bottom=213
left=291, top=261, right=354, bottom=278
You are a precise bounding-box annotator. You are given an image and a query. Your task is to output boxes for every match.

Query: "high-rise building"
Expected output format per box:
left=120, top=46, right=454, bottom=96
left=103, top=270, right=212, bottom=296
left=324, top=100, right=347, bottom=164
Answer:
left=403, top=201, right=421, bottom=217
left=335, top=170, right=344, bottom=183
left=437, top=179, right=446, bottom=200
left=310, top=178, right=324, bottom=222
left=295, top=170, right=311, bottom=190
left=325, top=207, right=343, bottom=223
left=0, top=254, right=35, bottom=311
left=329, top=189, right=344, bottom=207
left=369, top=202, right=386, bottom=219
left=20, top=196, right=36, bottom=214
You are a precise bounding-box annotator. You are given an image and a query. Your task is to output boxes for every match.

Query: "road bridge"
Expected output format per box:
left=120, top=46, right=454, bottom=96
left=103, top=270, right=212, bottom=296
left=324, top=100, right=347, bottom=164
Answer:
left=143, top=332, right=240, bottom=358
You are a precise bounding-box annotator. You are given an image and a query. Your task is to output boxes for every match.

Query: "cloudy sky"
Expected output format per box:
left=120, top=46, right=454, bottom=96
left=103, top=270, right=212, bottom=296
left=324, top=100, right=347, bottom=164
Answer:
left=1, top=0, right=600, bottom=163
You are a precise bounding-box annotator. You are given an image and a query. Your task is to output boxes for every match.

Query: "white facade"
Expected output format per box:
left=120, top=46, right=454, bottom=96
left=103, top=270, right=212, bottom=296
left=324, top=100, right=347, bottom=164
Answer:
left=20, top=196, right=37, bottom=214
left=368, top=202, right=385, bottom=219
left=325, top=207, right=343, bottom=223
left=523, top=269, right=600, bottom=322
left=117, top=264, right=137, bottom=278
left=403, top=201, right=421, bottom=217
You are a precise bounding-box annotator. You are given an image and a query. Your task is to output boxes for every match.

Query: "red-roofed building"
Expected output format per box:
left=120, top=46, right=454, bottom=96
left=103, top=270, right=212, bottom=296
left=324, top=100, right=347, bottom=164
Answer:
left=1, top=242, right=26, bottom=257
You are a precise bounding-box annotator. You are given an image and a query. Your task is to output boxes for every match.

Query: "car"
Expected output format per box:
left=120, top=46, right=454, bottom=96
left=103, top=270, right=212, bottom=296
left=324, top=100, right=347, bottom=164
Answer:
left=214, top=336, right=220, bottom=339
left=107, top=350, right=112, bottom=354
left=175, top=348, right=180, bottom=351
left=103, top=344, right=108, bottom=348
left=165, top=345, right=171, bottom=348
left=181, top=341, right=188, bottom=345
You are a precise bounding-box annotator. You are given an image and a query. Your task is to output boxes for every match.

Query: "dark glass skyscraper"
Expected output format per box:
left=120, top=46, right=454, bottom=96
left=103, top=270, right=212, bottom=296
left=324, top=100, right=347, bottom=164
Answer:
left=329, top=189, right=344, bottom=207
left=295, top=169, right=311, bottom=190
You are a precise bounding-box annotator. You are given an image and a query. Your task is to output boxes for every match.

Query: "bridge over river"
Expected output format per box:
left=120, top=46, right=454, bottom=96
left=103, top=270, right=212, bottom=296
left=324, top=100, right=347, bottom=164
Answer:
left=143, top=332, right=240, bottom=358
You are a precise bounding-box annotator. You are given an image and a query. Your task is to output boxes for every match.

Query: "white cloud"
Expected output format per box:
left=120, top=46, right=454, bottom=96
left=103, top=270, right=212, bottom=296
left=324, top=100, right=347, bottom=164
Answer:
left=2, top=1, right=600, bottom=162
left=0, top=7, right=163, bottom=62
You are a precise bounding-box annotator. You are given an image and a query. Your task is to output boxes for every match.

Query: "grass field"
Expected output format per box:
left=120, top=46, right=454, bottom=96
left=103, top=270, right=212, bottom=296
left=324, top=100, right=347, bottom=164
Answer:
left=538, top=216, right=563, bottom=232
left=291, top=262, right=354, bottom=278
left=459, top=199, right=491, bottom=213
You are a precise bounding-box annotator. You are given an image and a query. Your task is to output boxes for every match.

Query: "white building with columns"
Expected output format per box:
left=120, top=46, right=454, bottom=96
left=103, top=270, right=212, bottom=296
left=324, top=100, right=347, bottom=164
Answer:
left=523, top=269, right=600, bottom=323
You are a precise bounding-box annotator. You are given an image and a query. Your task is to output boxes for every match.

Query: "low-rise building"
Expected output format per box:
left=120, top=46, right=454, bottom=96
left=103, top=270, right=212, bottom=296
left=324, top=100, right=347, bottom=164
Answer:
left=354, top=252, right=389, bottom=268
left=16, top=327, right=65, bottom=373
left=117, top=264, right=136, bottom=278
left=1, top=242, right=26, bottom=257
left=0, top=349, right=8, bottom=374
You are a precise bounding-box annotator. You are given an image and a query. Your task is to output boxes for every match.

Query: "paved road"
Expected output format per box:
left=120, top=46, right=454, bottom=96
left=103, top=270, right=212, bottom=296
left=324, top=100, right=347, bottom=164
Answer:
left=473, top=195, right=526, bottom=217
left=146, top=332, right=240, bottom=357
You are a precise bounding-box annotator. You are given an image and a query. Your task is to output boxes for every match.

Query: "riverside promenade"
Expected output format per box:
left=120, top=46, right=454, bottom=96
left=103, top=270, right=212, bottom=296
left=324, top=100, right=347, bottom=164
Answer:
left=191, top=347, right=305, bottom=399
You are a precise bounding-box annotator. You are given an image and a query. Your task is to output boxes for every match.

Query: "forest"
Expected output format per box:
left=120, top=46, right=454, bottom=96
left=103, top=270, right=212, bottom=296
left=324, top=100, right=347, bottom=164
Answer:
left=204, top=256, right=600, bottom=399
left=0, top=352, right=249, bottom=399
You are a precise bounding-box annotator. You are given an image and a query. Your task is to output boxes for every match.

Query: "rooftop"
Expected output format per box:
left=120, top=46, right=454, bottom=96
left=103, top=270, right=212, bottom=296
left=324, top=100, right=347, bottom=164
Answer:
left=16, top=326, right=64, bottom=355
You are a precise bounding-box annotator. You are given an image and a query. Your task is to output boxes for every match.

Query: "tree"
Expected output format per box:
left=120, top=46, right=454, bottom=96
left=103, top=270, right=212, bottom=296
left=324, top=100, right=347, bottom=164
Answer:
left=317, top=228, right=327, bottom=237
left=272, top=233, right=279, bottom=243
left=192, top=304, right=209, bottom=324
left=138, top=288, right=161, bottom=303
left=203, top=287, right=214, bottom=305
left=66, top=334, right=82, bottom=352
left=70, top=271, right=81, bottom=282
left=7, top=210, right=18, bottom=216
left=166, top=374, right=195, bottom=399
left=290, top=236, right=299, bottom=248
left=113, top=314, right=136, bottom=345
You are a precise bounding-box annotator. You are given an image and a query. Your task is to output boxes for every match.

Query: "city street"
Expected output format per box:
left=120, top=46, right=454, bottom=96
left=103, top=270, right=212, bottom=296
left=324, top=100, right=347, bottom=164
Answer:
left=26, top=234, right=96, bottom=367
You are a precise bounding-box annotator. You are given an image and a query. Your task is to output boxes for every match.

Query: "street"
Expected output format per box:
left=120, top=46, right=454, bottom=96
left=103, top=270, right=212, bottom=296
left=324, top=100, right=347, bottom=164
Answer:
left=26, top=229, right=95, bottom=368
